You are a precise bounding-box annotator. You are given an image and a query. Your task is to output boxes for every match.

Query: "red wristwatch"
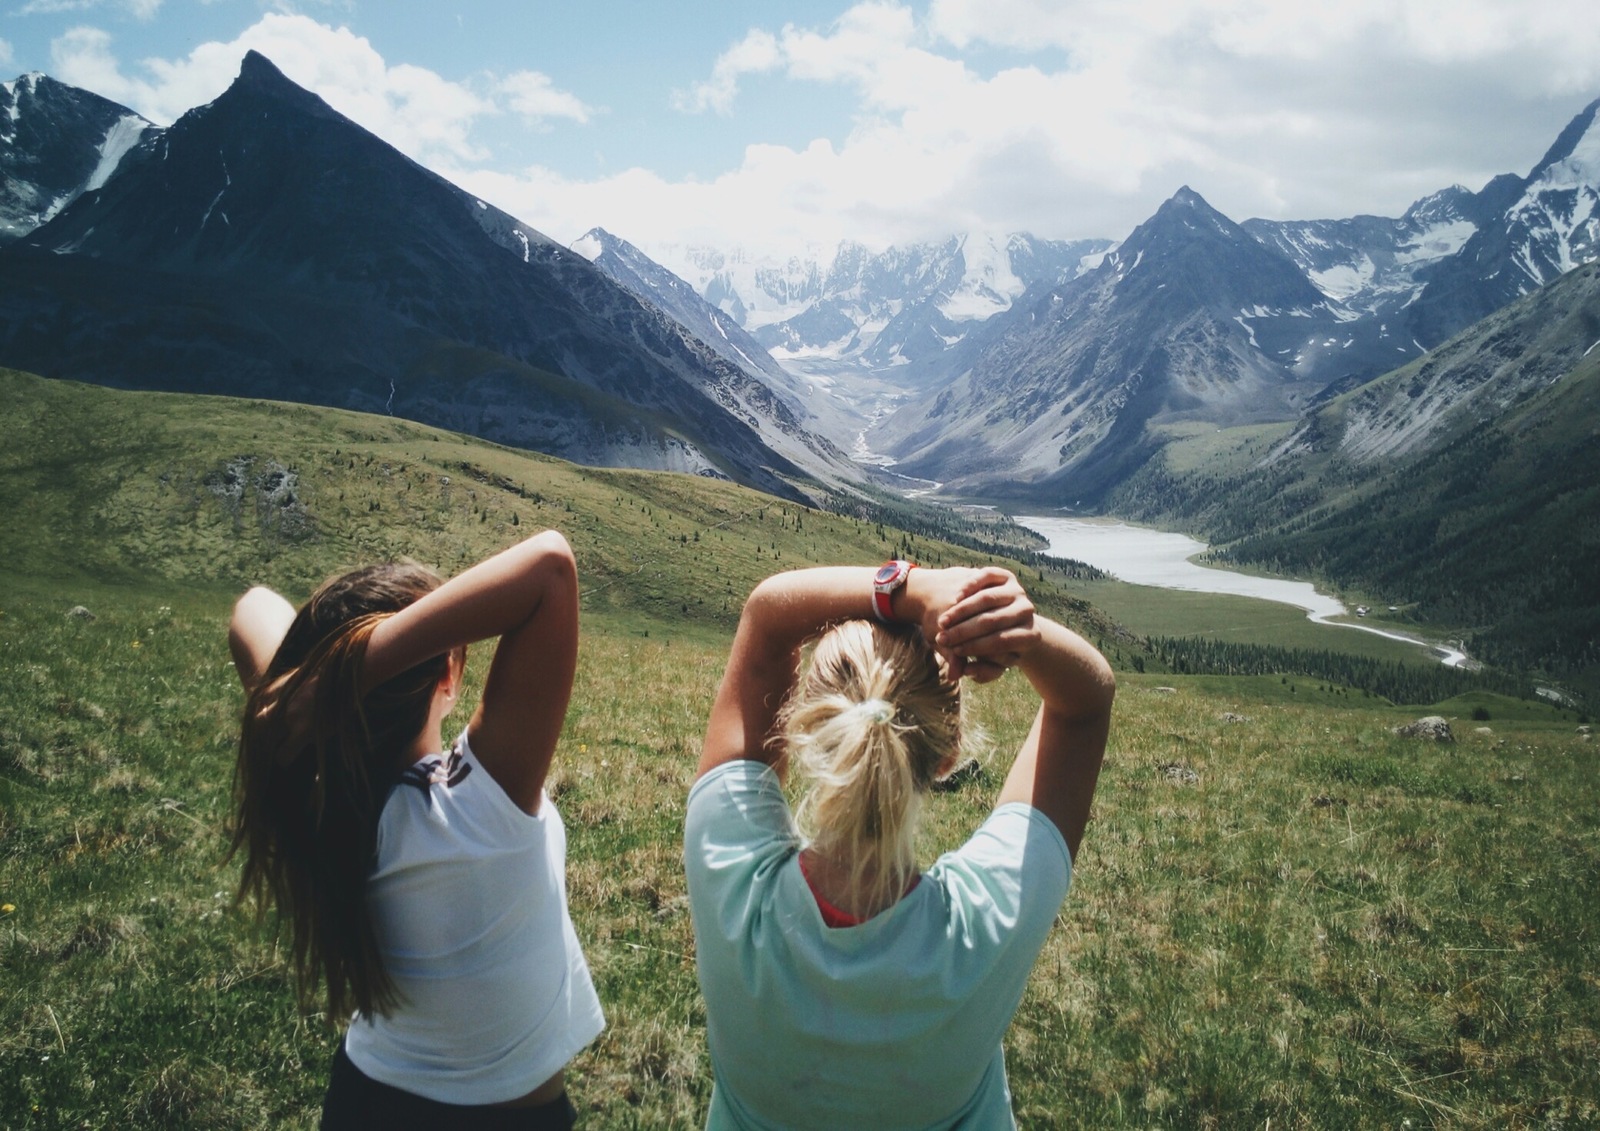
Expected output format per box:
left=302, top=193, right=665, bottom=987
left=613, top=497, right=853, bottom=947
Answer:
left=872, top=560, right=916, bottom=622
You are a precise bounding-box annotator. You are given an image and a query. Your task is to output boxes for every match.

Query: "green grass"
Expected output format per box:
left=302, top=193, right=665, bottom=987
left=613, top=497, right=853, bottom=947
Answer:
left=1055, top=578, right=1436, bottom=665
left=4, top=589, right=1596, bottom=1129
left=3, top=373, right=1597, bottom=1128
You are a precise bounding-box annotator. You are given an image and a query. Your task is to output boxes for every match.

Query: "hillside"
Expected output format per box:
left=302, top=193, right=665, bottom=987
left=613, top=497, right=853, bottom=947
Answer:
left=0, top=369, right=1121, bottom=646
left=1111, top=263, right=1600, bottom=696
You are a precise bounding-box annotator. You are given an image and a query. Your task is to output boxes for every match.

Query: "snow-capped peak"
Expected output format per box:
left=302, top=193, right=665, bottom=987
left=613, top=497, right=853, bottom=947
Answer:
left=1504, top=98, right=1600, bottom=283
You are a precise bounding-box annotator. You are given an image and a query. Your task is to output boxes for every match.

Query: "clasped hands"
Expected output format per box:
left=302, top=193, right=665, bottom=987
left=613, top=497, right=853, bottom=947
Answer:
left=915, top=566, right=1039, bottom=684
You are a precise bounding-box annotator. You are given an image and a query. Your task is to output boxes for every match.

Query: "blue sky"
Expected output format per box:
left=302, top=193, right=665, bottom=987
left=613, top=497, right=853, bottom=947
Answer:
left=3, top=1, right=1598, bottom=260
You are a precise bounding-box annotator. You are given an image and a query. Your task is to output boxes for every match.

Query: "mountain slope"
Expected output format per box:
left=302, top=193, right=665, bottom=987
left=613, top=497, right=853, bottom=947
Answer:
left=569, top=227, right=859, bottom=484
left=1114, top=261, right=1600, bottom=684
left=0, top=71, right=150, bottom=244
left=0, top=53, right=816, bottom=501
left=873, top=187, right=1334, bottom=501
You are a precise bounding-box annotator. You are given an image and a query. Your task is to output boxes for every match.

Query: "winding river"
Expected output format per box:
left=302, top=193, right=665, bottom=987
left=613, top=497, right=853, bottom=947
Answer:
left=1017, top=515, right=1470, bottom=668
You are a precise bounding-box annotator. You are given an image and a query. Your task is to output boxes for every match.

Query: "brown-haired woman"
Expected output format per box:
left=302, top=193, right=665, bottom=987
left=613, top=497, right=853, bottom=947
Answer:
left=685, top=563, right=1114, bottom=1129
left=228, top=531, right=600, bottom=1130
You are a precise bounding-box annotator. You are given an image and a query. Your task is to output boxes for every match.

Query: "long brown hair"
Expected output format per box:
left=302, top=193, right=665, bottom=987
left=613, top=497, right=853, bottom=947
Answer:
left=779, top=620, right=964, bottom=915
left=231, top=563, right=455, bottom=1019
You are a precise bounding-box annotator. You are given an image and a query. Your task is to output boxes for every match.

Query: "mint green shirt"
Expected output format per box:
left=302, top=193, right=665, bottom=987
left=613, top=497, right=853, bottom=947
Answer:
left=685, top=760, right=1073, bottom=1131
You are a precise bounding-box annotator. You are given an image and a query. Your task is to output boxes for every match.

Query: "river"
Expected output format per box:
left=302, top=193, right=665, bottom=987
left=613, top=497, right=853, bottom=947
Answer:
left=1017, top=515, right=1470, bottom=668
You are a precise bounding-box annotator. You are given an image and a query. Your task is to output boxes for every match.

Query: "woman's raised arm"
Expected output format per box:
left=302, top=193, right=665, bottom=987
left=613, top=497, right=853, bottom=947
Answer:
left=365, top=530, right=579, bottom=814
left=938, top=587, right=1115, bottom=858
left=229, top=587, right=296, bottom=692
left=697, top=565, right=1010, bottom=782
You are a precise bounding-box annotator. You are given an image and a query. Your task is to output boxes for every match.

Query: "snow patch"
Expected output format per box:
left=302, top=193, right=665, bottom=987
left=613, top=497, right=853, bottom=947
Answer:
left=199, top=158, right=230, bottom=233
left=1309, top=257, right=1375, bottom=301
left=1394, top=219, right=1475, bottom=265
left=84, top=115, right=148, bottom=192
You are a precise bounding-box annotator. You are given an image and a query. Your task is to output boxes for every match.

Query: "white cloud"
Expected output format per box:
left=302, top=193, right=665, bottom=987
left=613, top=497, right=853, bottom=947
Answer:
left=47, top=13, right=588, bottom=167
left=529, top=0, right=1600, bottom=257
left=36, top=1, right=1600, bottom=263
left=671, top=28, right=782, bottom=114
left=19, top=0, right=96, bottom=14
left=500, top=70, right=593, bottom=125
left=17, top=0, right=159, bottom=16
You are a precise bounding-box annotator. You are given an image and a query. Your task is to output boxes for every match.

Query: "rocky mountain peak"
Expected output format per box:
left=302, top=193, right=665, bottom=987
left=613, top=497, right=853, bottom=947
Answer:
left=1113, top=184, right=1324, bottom=315
left=1138, top=185, right=1243, bottom=243
left=1526, top=96, right=1600, bottom=186
left=1402, top=185, right=1474, bottom=226
left=213, top=49, right=342, bottom=123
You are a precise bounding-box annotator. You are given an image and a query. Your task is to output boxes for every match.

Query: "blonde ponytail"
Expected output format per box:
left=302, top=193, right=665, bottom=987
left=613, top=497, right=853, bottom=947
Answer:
left=781, top=620, right=962, bottom=916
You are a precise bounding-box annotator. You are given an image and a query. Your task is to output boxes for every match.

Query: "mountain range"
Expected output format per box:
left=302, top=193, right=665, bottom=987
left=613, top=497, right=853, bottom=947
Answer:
left=3, top=55, right=1599, bottom=691
left=2, top=56, right=1597, bottom=518
left=0, top=53, right=843, bottom=503
left=647, top=99, right=1599, bottom=502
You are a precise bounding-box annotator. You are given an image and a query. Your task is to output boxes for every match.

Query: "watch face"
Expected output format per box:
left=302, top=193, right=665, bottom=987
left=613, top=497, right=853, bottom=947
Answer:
left=875, top=562, right=902, bottom=584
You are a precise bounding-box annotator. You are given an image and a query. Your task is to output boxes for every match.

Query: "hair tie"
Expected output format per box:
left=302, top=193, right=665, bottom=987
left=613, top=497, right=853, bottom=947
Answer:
left=853, top=698, right=894, bottom=726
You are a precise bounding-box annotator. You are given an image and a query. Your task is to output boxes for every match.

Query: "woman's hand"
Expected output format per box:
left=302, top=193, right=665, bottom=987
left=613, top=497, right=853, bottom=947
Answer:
left=931, top=567, right=1038, bottom=683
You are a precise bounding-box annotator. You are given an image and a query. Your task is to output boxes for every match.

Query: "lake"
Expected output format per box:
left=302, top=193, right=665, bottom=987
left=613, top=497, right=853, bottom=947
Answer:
left=1017, top=515, right=1469, bottom=667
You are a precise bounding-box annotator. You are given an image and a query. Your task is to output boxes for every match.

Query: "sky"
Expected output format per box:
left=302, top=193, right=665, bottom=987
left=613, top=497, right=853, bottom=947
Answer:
left=3, top=0, right=1599, bottom=261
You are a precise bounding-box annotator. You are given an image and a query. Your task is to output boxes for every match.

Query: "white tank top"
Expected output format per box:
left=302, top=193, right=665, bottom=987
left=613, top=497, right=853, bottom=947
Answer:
left=343, top=731, right=605, bottom=1104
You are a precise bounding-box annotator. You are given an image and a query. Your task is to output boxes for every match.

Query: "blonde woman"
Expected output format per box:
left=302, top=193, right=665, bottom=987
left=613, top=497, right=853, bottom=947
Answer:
left=228, top=531, right=601, bottom=1129
left=685, top=562, right=1115, bottom=1129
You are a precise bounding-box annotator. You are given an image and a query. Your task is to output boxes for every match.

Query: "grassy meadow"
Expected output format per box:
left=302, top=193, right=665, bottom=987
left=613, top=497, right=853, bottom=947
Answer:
left=3, top=372, right=1597, bottom=1128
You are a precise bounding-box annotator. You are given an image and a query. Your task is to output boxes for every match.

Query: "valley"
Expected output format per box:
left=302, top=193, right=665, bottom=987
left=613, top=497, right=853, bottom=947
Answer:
left=1016, top=514, right=1472, bottom=669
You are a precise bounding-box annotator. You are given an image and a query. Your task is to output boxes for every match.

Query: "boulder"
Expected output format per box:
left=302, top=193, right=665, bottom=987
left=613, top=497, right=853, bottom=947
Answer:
left=1394, top=716, right=1454, bottom=743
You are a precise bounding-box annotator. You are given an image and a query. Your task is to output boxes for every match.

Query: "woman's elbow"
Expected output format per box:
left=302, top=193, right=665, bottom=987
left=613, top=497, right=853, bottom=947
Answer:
left=524, top=530, right=577, bottom=588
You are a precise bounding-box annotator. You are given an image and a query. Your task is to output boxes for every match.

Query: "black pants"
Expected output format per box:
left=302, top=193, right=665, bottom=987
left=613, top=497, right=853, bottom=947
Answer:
left=320, top=1041, right=578, bottom=1131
